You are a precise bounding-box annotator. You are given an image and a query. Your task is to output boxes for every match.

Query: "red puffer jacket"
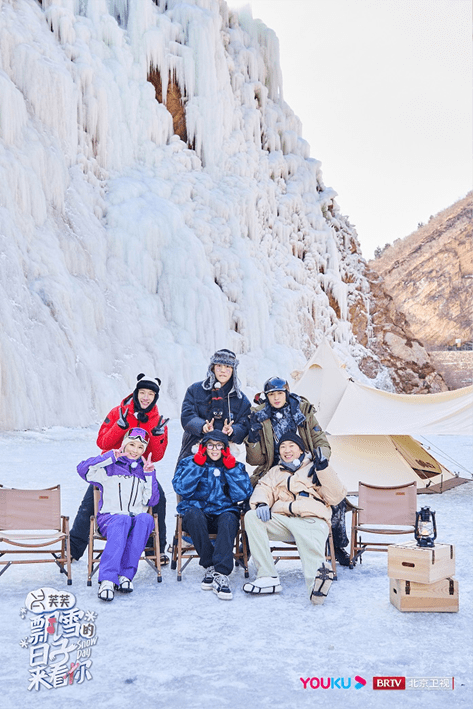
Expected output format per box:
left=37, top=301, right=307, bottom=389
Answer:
left=96, top=394, right=168, bottom=463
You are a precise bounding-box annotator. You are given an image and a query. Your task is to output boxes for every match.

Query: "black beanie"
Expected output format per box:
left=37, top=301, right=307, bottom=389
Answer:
left=278, top=432, right=305, bottom=454
left=201, top=430, right=230, bottom=448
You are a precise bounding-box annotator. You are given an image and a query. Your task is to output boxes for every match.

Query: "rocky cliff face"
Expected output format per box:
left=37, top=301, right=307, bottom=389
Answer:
left=368, top=193, right=473, bottom=351
left=428, top=350, right=473, bottom=389
left=334, top=251, right=447, bottom=393
left=313, top=212, right=448, bottom=394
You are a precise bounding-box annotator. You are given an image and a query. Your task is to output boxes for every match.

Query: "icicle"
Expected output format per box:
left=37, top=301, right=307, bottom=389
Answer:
left=0, top=0, right=393, bottom=431
left=0, top=72, right=27, bottom=144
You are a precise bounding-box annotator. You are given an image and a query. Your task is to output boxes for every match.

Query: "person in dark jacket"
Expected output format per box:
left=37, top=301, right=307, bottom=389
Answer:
left=69, top=374, right=169, bottom=563
left=245, top=376, right=351, bottom=566
left=173, top=430, right=253, bottom=600
left=177, top=349, right=251, bottom=463
left=77, top=427, right=160, bottom=601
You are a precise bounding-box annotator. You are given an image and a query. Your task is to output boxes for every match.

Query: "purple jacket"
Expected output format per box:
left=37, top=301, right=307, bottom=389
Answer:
left=77, top=451, right=160, bottom=518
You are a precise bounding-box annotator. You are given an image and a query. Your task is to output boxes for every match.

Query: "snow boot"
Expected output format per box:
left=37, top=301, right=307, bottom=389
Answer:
left=243, top=576, right=282, bottom=595
left=116, top=575, right=134, bottom=593
left=334, top=546, right=351, bottom=567
left=98, top=580, right=114, bottom=602
left=310, top=564, right=334, bottom=605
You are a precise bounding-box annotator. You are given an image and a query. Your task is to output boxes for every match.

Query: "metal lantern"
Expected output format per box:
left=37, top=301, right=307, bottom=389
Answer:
left=415, top=506, right=437, bottom=547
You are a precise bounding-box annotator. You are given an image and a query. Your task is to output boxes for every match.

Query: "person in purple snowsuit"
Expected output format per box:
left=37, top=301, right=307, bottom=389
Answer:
left=77, top=427, right=160, bottom=601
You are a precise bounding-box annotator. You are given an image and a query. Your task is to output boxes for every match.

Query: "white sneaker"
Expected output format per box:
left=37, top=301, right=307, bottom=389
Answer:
left=98, top=580, right=114, bottom=602
left=201, top=566, right=216, bottom=590
left=212, top=573, right=233, bottom=600
left=116, top=575, right=134, bottom=593
left=243, top=576, right=282, bottom=595
left=310, top=564, right=334, bottom=605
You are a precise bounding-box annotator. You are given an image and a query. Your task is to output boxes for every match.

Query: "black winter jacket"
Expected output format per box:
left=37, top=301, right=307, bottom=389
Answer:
left=177, top=379, right=251, bottom=463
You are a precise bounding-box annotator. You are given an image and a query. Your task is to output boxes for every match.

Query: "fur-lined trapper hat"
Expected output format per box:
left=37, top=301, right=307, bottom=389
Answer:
left=202, top=349, right=243, bottom=398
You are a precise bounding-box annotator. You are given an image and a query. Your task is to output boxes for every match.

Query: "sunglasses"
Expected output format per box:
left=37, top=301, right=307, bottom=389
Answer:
left=206, top=443, right=225, bottom=450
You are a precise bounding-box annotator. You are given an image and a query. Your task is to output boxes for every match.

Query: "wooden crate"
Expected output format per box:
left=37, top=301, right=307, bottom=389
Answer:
left=390, top=577, right=459, bottom=612
left=387, top=541, right=455, bottom=584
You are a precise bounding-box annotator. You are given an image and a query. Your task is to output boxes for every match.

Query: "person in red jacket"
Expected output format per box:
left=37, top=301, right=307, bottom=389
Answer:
left=69, top=374, right=169, bottom=563
left=97, top=376, right=168, bottom=460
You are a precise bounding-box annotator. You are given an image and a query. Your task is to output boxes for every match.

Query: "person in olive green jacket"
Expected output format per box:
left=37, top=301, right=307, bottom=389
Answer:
left=245, top=376, right=350, bottom=566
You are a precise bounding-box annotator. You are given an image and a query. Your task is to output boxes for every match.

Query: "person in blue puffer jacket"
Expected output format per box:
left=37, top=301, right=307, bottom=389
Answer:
left=173, top=430, right=253, bottom=601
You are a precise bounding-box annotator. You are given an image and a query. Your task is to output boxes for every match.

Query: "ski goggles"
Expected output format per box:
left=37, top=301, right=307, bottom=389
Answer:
left=124, top=427, right=149, bottom=445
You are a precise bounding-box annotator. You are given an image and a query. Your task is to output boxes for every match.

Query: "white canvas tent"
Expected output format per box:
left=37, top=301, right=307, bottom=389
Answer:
left=326, top=379, right=473, bottom=437
left=292, top=340, right=473, bottom=494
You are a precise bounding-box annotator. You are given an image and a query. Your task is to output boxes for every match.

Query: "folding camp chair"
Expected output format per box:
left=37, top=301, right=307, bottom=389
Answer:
left=0, top=484, right=72, bottom=584
left=270, top=524, right=338, bottom=579
left=87, top=488, right=162, bottom=586
left=170, top=503, right=250, bottom=581
left=349, top=481, right=417, bottom=568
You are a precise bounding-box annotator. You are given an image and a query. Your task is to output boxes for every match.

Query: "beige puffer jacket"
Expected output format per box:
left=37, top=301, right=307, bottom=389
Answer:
left=249, top=456, right=347, bottom=523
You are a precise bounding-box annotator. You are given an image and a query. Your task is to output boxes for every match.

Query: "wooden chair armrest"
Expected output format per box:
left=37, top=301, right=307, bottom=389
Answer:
left=346, top=501, right=363, bottom=512
left=346, top=495, right=365, bottom=508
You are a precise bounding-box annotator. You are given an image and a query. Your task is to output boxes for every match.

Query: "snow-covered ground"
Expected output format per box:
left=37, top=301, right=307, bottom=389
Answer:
left=1, top=421, right=471, bottom=707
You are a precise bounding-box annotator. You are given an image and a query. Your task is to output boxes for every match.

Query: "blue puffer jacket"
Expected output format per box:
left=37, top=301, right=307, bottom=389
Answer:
left=177, top=378, right=251, bottom=462
left=173, top=455, right=253, bottom=516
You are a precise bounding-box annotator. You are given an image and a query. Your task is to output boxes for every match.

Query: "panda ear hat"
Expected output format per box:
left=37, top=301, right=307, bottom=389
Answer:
left=135, top=373, right=161, bottom=396
left=133, top=374, right=161, bottom=416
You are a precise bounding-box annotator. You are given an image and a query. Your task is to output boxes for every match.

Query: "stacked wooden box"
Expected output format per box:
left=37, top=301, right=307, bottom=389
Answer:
left=388, top=541, right=459, bottom=612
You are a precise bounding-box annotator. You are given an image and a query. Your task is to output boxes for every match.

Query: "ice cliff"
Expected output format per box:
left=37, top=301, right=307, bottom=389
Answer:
left=0, top=0, right=441, bottom=430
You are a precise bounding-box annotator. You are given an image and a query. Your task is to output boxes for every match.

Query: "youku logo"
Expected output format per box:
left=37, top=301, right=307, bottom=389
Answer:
left=300, top=676, right=366, bottom=690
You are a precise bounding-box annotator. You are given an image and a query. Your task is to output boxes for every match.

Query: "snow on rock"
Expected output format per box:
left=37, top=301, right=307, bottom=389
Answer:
left=1, top=0, right=388, bottom=430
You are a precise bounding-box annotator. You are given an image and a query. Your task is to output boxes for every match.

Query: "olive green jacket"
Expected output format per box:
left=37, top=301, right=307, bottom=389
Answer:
left=245, top=394, right=331, bottom=488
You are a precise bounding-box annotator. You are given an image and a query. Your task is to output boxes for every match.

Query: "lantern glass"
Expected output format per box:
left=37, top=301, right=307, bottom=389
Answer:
left=415, top=506, right=437, bottom=547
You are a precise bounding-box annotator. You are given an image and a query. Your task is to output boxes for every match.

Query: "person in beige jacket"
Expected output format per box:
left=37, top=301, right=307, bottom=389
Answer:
left=243, top=432, right=347, bottom=604
left=245, top=376, right=351, bottom=566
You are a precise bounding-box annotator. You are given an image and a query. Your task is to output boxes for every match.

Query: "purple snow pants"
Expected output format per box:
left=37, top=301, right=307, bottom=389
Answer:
left=97, top=513, right=154, bottom=584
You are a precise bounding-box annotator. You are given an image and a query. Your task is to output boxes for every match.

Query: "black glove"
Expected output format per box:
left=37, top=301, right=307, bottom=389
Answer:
left=236, top=499, right=251, bottom=514
left=313, top=446, right=328, bottom=471
left=247, top=413, right=263, bottom=443
left=307, top=463, right=321, bottom=485
left=256, top=503, right=271, bottom=522
left=308, top=447, right=328, bottom=484
left=117, top=407, right=129, bottom=430
left=151, top=415, right=169, bottom=436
